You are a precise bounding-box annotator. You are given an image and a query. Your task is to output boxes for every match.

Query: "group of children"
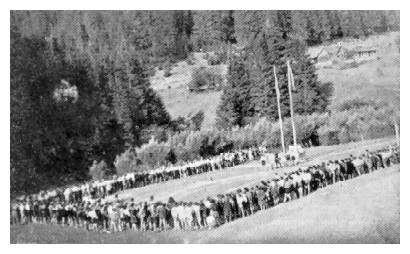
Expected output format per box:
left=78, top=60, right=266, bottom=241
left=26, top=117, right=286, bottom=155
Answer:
left=11, top=145, right=399, bottom=234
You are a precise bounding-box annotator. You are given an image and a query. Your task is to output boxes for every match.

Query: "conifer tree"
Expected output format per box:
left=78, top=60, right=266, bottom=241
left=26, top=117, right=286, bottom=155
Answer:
left=216, top=52, right=251, bottom=129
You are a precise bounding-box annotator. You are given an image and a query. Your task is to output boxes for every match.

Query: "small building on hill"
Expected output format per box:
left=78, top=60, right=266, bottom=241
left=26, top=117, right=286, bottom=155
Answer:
left=356, top=48, right=377, bottom=58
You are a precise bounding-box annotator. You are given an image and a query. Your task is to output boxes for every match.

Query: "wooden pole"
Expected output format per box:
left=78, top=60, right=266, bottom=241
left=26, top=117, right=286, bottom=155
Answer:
left=287, top=60, right=297, bottom=146
left=274, top=65, right=286, bottom=154
left=393, top=118, right=400, bottom=146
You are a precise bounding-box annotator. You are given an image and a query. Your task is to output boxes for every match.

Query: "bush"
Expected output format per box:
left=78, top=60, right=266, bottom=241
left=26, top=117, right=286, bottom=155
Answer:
left=89, top=160, right=109, bottom=181
left=114, top=149, right=140, bottom=175
left=106, top=106, right=398, bottom=177
left=338, top=60, right=360, bottom=70
left=335, top=97, right=384, bottom=111
left=163, top=66, right=172, bottom=77
left=190, top=110, right=205, bottom=131
left=343, top=48, right=356, bottom=60
left=186, top=54, right=196, bottom=65
left=207, top=54, right=222, bottom=65
left=139, top=125, right=170, bottom=144
left=318, top=129, right=341, bottom=146
left=146, top=66, right=156, bottom=77
left=188, top=67, right=223, bottom=92
left=203, top=52, right=210, bottom=60
left=319, top=105, right=396, bottom=144
left=135, top=136, right=171, bottom=168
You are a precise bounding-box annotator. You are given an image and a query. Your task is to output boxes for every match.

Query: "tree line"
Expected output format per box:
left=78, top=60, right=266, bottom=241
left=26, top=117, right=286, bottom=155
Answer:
left=12, top=11, right=399, bottom=67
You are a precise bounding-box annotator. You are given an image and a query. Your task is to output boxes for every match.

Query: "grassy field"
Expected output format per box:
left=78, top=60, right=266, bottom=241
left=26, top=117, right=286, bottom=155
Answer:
left=11, top=162, right=399, bottom=244
left=11, top=137, right=399, bottom=243
left=150, top=53, right=226, bottom=129
left=151, top=32, right=400, bottom=129
left=312, top=32, right=400, bottom=109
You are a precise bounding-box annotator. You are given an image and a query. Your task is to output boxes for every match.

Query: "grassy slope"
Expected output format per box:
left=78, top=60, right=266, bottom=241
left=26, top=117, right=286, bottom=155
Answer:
left=192, top=164, right=399, bottom=244
left=150, top=53, right=226, bottom=129
left=11, top=163, right=399, bottom=244
left=311, top=32, right=400, bottom=109
left=151, top=32, right=400, bottom=129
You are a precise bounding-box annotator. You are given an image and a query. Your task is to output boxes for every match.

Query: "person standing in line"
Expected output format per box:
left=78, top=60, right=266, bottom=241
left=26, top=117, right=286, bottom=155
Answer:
left=283, top=177, right=292, bottom=203
left=157, top=202, right=167, bottom=231
left=192, top=202, right=201, bottom=229
left=223, top=195, right=232, bottom=223
left=235, top=190, right=245, bottom=218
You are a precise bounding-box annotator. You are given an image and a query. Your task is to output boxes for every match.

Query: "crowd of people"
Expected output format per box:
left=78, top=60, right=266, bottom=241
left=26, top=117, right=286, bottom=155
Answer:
left=10, top=144, right=399, bottom=234
left=13, top=148, right=262, bottom=205
left=10, top=148, right=262, bottom=225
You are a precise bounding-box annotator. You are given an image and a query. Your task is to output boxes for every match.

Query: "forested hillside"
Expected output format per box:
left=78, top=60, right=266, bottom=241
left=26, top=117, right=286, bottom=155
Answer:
left=10, top=10, right=399, bottom=195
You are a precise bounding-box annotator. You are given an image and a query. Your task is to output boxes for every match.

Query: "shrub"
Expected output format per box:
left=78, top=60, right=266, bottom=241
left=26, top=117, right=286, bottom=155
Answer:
left=319, top=105, right=397, bottom=144
left=163, top=66, right=172, bottom=77
left=190, top=110, right=205, bottom=131
left=343, top=48, right=356, bottom=59
left=168, top=116, right=190, bottom=133
left=338, top=60, right=360, bottom=70
left=139, top=125, right=170, bottom=144
left=89, top=160, right=109, bottom=181
left=318, top=129, right=340, bottom=146
left=335, top=97, right=384, bottom=111
left=146, top=66, right=156, bottom=77
left=207, top=54, right=222, bottom=65
left=203, top=52, right=210, bottom=60
left=114, top=149, right=140, bottom=175
left=188, top=67, right=223, bottom=92
left=135, top=136, right=171, bottom=168
left=105, top=106, right=397, bottom=177
left=186, top=54, right=195, bottom=65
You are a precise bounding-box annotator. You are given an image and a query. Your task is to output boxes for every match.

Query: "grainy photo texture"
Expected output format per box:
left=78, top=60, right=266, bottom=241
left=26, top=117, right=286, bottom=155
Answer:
left=10, top=10, right=400, bottom=244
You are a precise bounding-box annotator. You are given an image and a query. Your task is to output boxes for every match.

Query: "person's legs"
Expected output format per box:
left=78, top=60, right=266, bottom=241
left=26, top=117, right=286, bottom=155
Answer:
left=225, top=215, right=230, bottom=223
left=241, top=207, right=246, bottom=217
left=258, top=200, right=264, bottom=210
left=159, top=218, right=165, bottom=231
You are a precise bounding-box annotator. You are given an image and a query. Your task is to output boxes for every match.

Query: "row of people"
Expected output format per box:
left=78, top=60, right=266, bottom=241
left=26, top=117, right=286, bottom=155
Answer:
left=11, top=145, right=399, bottom=232
left=14, top=148, right=263, bottom=206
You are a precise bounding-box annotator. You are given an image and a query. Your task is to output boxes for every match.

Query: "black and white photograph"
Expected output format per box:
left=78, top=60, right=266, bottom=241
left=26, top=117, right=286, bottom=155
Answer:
left=9, top=8, right=401, bottom=244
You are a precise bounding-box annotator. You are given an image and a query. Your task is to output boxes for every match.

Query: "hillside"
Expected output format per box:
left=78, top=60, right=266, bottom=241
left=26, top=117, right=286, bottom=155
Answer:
left=151, top=32, right=400, bottom=129
left=150, top=53, right=227, bottom=129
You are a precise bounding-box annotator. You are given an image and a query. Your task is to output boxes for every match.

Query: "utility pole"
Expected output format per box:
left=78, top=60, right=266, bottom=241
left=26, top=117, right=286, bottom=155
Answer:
left=287, top=60, right=297, bottom=146
left=274, top=65, right=286, bottom=154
